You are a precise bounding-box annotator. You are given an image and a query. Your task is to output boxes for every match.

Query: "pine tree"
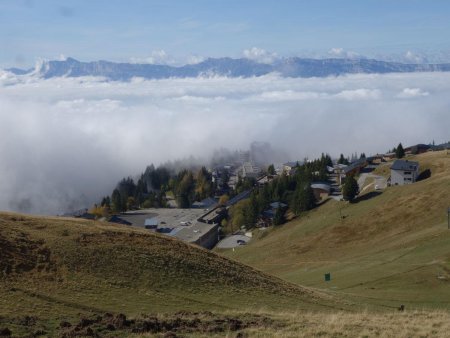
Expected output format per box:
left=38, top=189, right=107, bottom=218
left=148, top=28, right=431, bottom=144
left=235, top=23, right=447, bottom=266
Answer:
left=111, top=189, right=123, bottom=212
left=267, top=164, right=276, bottom=175
left=273, top=207, right=286, bottom=226
left=338, top=154, right=349, bottom=165
left=395, top=143, right=405, bottom=159
left=342, top=176, right=359, bottom=202
left=291, top=181, right=315, bottom=215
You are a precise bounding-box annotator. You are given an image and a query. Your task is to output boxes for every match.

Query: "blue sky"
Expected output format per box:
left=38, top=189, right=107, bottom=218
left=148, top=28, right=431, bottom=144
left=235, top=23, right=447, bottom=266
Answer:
left=1, top=0, right=450, bottom=67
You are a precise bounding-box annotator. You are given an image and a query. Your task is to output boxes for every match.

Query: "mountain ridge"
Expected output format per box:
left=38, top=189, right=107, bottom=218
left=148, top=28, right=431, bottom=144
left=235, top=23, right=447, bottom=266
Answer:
left=6, top=56, right=450, bottom=80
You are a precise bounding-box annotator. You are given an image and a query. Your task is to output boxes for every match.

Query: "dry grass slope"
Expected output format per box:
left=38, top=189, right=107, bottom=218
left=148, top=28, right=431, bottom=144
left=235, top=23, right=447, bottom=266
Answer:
left=243, top=309, right=450, bottom=337
left=0, top=212, right=341, bottom=336
left=221, top=151, right=450, bottom=310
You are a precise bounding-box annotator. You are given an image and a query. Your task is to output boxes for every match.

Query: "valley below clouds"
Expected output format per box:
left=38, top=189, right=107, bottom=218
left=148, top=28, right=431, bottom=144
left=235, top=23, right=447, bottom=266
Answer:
left=0, top=71, right=449, bottom=214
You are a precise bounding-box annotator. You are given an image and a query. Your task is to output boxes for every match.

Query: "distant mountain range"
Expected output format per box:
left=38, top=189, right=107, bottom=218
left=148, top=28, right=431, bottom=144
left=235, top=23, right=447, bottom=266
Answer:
left=6, top=57, right=450, bottom=80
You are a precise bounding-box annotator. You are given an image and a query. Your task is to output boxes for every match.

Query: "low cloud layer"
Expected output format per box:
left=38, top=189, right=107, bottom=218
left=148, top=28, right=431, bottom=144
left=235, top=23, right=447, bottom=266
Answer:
left=0, top=71, right=449, bottom=214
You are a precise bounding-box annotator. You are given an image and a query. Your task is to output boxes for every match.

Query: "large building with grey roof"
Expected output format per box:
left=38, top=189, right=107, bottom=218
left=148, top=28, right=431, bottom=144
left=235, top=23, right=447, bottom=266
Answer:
left=390, top=160, right=420, bottom=185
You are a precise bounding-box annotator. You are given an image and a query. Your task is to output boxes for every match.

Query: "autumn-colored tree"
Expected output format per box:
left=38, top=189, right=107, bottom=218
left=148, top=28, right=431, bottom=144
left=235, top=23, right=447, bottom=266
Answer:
left=89, top=205, right=109, bottom=219
left=176, top=171, right=195, bottom=208
left=195, top=167, right=213, bottom=200
left=218, top=194, right=229, bottom=206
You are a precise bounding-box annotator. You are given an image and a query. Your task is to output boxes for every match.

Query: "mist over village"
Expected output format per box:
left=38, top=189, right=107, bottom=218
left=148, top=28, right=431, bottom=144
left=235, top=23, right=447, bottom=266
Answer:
left=1, top=1, right=450, bottom=337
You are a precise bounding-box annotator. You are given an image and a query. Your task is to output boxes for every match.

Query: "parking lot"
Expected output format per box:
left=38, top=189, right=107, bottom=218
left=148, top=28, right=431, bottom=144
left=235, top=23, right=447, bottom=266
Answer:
left=116, top=208, right=219, bottom=248
left=118, top=208, right=206, bottom=229
left=216, top=235, right=251, bottom=249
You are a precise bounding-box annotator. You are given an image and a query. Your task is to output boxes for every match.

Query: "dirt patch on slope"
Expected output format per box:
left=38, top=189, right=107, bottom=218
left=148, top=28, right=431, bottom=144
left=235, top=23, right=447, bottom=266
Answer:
left=58, top=312, right=279, bottom=337
left=0, top=230, right=56, bottom=276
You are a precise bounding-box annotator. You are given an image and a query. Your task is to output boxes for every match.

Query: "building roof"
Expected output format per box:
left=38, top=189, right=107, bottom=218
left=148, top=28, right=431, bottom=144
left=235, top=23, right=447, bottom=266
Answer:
left=405, top=144, right=431, bottom=151
left=333, top=163, right=348, bottom=170
left=192, top=197, right=217, bottom=209
left=390, top=160, right=419, bottom=171
left=270, top=201, right=287, bottom=209
left=226, top=190, right=251, bottom=207
left=108, top=215, right=132, bottom=225
left=311, top=183, right=331, bottom=192
left=144, top=217, right=159, bottom=226
left=432, top=142, right=450, bottom=150
left=201, top=206, right=227, bottom=223
left=343, top=158, right=367, bottom=174
left=173, top=222, right=218, bottom=243
left=263, top=209, right=276, bottom=218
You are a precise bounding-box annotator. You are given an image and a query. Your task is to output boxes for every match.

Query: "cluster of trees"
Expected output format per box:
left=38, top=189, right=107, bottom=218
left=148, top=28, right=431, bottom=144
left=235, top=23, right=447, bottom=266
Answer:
left=170, top=167, right=213, bottom=208
left=234, top=176, right=256, bottom=195
left=228, top=154, right=332, bottom=230
left=388, top=143, right=405, bottom=159
left=99, top=165, right=172, bottom=213
left=105, top=174, right=169, bottom=213
left=338, top=154, right=350, bottom=165
left=338, top=153, right=366, bottom=166
left=100, top=165, right=215, bottom=213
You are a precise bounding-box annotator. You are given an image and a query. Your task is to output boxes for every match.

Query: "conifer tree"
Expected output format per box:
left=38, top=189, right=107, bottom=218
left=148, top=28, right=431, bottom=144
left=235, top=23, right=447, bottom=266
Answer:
left=111, top=189, right=123, bottom=212
left=267, top=164, right=276, bottom=175
left=273, top=206, right=286, bottom=226
left=395, top=143, right=405, bottom=159
left=342, top=175, right=359, bottom=202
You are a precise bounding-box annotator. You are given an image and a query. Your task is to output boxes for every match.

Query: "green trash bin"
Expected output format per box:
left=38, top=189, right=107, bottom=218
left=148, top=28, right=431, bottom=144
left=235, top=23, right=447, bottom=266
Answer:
left=324, top=273, right=331, bottom=282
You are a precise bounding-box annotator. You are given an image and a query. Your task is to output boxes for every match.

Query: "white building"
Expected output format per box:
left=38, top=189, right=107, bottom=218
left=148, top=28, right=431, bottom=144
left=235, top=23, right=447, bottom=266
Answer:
left=390, top=160, right=420, bottom=185
left=241, top=162, right=261, bottom=178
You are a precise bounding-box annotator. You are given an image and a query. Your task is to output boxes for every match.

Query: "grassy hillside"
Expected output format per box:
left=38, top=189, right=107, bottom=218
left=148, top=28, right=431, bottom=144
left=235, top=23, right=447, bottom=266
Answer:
left=0, top=212, right=342, bottom=336
left=220, top=151, right=450, bottom=310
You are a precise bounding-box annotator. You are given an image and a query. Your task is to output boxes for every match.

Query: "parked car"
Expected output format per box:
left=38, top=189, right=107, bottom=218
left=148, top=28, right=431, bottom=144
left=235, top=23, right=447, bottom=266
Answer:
left=237, top=239, right=246, bottom=245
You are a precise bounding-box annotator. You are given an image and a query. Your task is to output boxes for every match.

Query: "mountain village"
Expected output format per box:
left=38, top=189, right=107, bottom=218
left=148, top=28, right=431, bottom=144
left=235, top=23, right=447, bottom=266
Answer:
left=67, top=141, right=450, bottom=250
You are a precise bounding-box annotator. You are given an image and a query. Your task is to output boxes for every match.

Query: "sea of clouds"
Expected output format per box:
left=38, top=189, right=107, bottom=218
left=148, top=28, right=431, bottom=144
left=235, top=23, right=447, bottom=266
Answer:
left=0, top=71, right=449, bottom=214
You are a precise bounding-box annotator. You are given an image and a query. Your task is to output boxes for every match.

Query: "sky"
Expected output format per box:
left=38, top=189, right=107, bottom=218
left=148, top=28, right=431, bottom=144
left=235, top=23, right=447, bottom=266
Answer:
left=1, top=0, right=450, bottom=68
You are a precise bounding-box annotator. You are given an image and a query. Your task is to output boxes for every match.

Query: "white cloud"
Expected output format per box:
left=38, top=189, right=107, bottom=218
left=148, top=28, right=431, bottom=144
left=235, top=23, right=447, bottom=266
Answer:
left=328, top=47, right=360, bottom=59
left=186, top=55, right=205, bottom=65
left=130, top=49, right=174, bottom=65
left=334, top=88, right=381, bottom=100
left=130, top=51, right=206, bottom=66
left=397, top=87, right=429, bottom=98
left=404, top=51, right=426, bottom=64
left=243, top=47, right=278, bottom=64
left=250, top=90, right=323, bottom=102
left=0, top=71, right=448, bottom=214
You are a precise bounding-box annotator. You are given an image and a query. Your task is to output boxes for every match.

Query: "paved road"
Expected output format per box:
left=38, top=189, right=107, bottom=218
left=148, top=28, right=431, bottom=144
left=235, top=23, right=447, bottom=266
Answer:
left=358, top=173, right=387, bottom=193
left=216, top=235, right=251, bottom=249
left=329, top=174, right=343, bottom=200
